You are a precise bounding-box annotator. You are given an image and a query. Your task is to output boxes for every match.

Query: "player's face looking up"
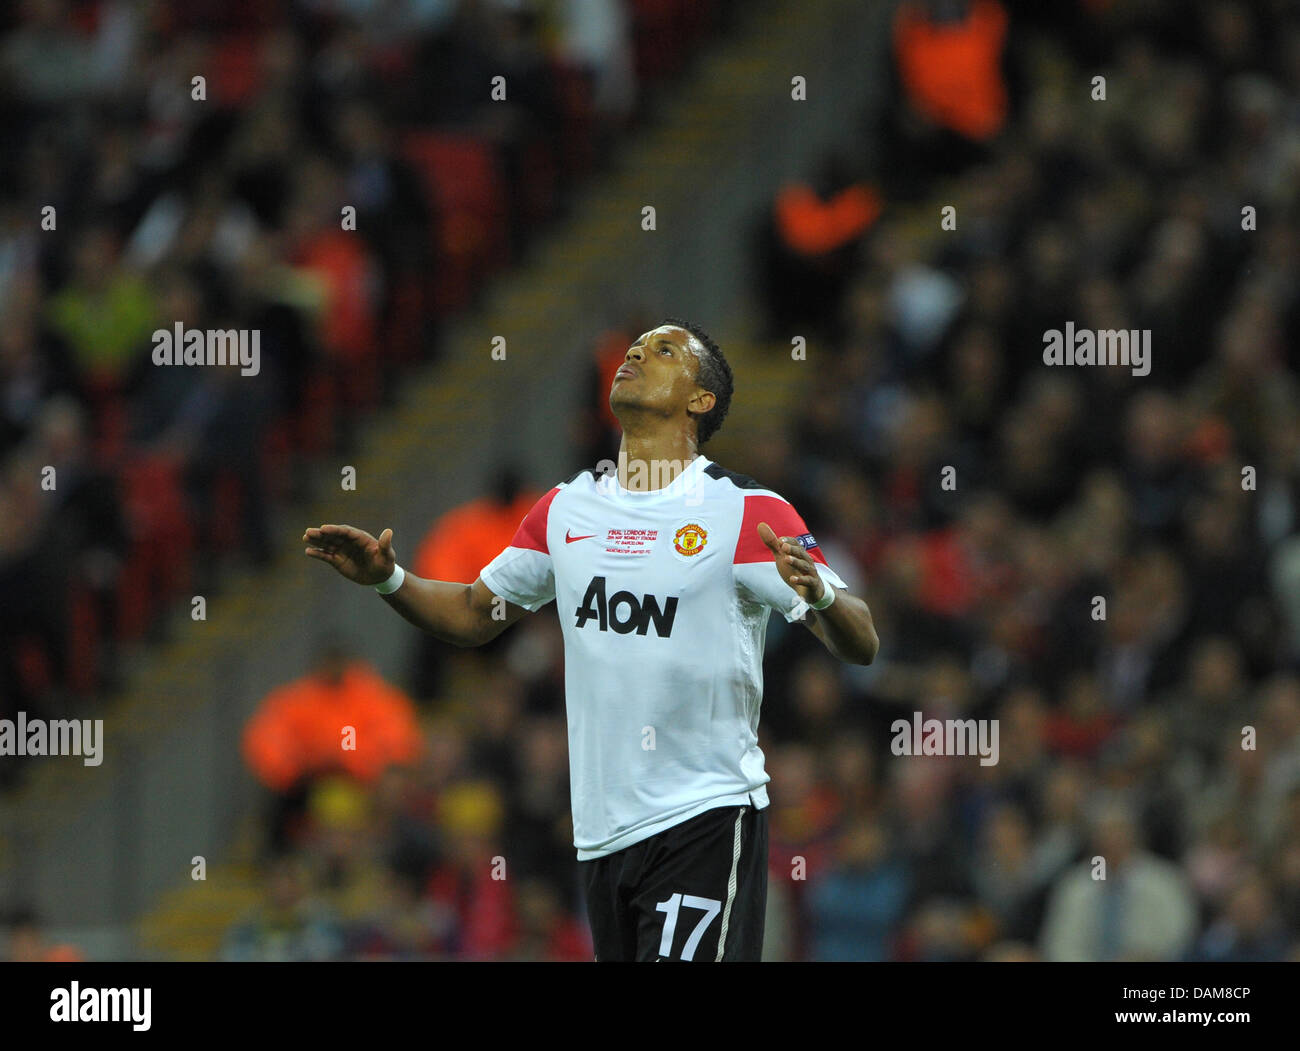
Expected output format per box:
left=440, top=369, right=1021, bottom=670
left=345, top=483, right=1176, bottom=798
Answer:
left=609, top=325, right=716, bottom=440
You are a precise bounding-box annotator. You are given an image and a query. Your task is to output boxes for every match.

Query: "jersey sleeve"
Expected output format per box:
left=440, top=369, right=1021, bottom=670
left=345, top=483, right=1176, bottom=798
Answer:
left=477, top=487, right=558, bottom=611
left=731, top=493, right=848, bottom=622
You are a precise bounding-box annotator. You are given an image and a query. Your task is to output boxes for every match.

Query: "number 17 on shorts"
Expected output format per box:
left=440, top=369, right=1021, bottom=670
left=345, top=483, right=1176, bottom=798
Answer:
left=583, top=803, right=769, bottom=962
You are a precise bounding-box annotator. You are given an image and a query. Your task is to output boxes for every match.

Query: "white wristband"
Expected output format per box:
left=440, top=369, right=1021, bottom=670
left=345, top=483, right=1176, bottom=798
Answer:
left=374, top=564, right=406, bottom=595
left=810, top=584, right=836, bottom=611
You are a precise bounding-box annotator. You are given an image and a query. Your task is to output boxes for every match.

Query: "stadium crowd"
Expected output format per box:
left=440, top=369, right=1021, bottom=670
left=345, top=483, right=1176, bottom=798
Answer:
left=0, top=0, right=731, bottom=774
left=3, top=0, right=1298, bottom=962
left=219, top=0, right=1300, bottom=961
left=748, top=0, right=1300, bottom=961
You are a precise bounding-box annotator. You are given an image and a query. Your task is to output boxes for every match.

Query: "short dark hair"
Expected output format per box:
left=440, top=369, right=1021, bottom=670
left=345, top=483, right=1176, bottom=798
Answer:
left=663, top=316, right=733, bottom=446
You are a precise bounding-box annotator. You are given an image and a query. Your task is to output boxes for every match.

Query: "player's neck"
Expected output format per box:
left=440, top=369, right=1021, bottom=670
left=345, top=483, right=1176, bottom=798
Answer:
left=615, top=432, right=702, bottom=492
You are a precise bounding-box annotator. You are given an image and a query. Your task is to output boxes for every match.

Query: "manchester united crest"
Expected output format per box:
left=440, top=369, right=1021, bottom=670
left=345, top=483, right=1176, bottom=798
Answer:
left=673, top=522, right=708, bottom=557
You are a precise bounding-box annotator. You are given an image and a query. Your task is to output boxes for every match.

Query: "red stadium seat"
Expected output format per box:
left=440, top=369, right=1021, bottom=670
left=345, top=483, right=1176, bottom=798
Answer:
left=401, top=132, right=509, bottom=314
left=549, top=58, right=596, bottom=181
left=14, top=635, right=53, bottom=700
left=82, top=375, right=128, bottom=468
left=384, top=271, right=428, bottom=368
left=209, top=468, right=244, bottom=554
left=210, top=34, right=263, bottom=108
left=292, top=372, right=338, bottom=456
left=519, top=136, right=559, bottom=230
left=259, top=419, right=293, bottom=502
left=115, top=455, right=194, bottom=640
left=66, top=581, right=100, bottom=696
left=679, top=0, right=716, bottom=47
left=630, top=0, right=689, bottom=82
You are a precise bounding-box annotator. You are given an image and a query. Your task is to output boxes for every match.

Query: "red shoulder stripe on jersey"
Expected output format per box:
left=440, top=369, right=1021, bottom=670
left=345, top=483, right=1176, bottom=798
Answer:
left=734, top=493, right=828, bottom=565
left=508, top=486, right=560, bottom=554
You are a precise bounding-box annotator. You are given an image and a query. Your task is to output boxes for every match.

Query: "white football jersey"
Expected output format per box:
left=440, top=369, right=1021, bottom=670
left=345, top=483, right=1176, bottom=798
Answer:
left=478, top=454, right=848, bottom=859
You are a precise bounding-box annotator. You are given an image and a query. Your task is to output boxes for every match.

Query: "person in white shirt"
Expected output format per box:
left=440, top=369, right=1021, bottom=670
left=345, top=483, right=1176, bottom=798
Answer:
left=304, top=318, right=879, bottom=960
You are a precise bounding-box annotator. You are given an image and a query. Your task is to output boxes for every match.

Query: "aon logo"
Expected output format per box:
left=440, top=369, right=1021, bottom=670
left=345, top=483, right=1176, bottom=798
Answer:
left=575, top=576, right=679, bottom=636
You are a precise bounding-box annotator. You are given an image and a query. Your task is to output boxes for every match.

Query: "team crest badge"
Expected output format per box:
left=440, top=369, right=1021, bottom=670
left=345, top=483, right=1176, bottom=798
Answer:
left=673, top=522, right=708, bottom=557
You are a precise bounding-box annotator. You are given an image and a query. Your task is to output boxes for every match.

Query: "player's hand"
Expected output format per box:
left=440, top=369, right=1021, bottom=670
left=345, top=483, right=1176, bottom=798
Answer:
left=757, top=521, right=825, bottom=604
left=302, top=524, right=397, bottom=586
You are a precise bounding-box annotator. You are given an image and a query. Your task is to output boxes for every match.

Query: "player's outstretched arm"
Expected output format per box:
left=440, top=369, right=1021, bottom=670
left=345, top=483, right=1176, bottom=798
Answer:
left=757, top=521, right=880, bottom=665
left=302, top=524, right=529, bottom=647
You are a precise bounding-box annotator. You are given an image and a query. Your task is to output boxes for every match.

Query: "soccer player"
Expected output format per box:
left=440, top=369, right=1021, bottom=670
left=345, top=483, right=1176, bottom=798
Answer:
left=303, top=318, right=880, bottom=961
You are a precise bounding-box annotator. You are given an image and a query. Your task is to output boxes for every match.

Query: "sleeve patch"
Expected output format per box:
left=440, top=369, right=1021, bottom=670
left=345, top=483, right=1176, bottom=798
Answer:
left=733, top=493, right=828, bottom=566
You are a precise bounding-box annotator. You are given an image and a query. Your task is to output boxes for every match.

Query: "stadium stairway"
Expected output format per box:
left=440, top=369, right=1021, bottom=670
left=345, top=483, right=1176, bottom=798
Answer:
left=0, top=0, right=877, bottom=959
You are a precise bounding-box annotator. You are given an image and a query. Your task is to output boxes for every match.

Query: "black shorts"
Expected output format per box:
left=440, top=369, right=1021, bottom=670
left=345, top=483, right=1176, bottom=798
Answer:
left=580, top=801, right=768, bottom=962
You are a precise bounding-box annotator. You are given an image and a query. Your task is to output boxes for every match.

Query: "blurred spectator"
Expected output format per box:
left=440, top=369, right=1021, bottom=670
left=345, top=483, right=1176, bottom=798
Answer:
left=242, top=637, right=423, bottom=854
left=1164, top=636, right=1251, bottom=777
left=765, top=742, right=843, bottom=960
left=969, top=802, right=1046, bottom=943
left=556, top=0, right=635, bottom=131
left=410, top=464, right=541, bottom=592
left=898, top=896, right=995, bottom=961
left=220, top=854, right=345, bottom=962
left=501, top=714, right=574, bottom=894
left=0, top=305, right=76, bottom=458
left=1040, top=798, right=1196, bottom=961
left=300, top=777, right=394, bottom=926
left=806, top=818, right=910, bottom=961
left=759, top=155, right=883, bottom=341
left=894, top=0, right=1009, bottom=142
left=45, top=225, right=154, bottom=390
left=408, top=464, right=543, bottom=698
left=881, top=0, right=1009, bottom=193
left=0, top=397, right=126, bottom=723
left=424, top=780, right=515, bottom=960
left=0, top=0, right=136, bottom=108
left=890, top=758, right=972, bottom=906
left=1044, top=672, right=1117, bottom=760
left=1184, top=811, right=1251, bottom=919
left=507, top=877, right=591, bottom=961
left=0, top=0, right=724, bottom=737
left=1, top=907, right=84, bottom=962
left=332, top=96, right=438, bottom=373
left=1191, top=869, right=1291, bottom=962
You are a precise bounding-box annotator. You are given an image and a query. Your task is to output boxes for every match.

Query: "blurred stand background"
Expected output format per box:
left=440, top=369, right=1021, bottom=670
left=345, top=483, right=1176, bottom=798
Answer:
left=1, top=0, right=1298, bottom=961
